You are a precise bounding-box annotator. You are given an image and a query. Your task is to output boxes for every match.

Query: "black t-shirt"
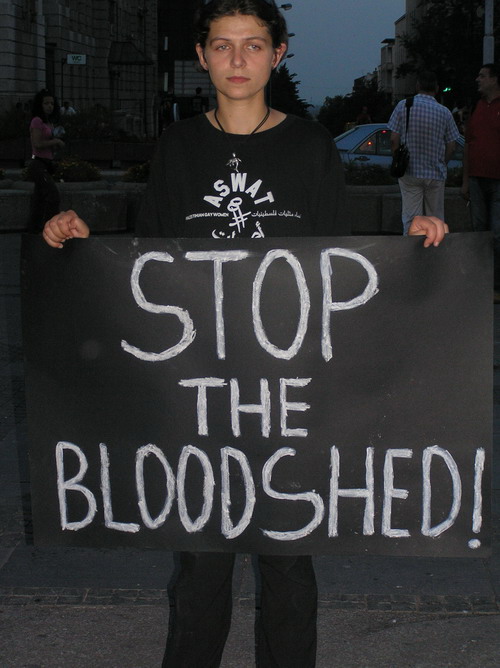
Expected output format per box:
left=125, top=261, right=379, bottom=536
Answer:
left=137, top=113, right=349, bottom=239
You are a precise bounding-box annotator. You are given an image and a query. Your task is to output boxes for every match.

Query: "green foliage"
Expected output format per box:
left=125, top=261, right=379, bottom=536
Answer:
left=121, top=161, right=150, bottom=183
left=55, top=156, right=102, bottom=181
left=0, top=106, right=30, bottom=140
left=0, top=168, right=5, bottom=180
left=23, top=156, right=102, bottom=182
left=317, top=79, right=393, bottom=137
left=343, top=163, right=396, bottom=186
left=397, top=0, right=497, bottom=104
left=269, top=64, right=311, bottom=118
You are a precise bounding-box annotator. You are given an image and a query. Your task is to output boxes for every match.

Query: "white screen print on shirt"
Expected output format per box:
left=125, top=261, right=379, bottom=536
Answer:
left=184, top=171, right=302, bottom=238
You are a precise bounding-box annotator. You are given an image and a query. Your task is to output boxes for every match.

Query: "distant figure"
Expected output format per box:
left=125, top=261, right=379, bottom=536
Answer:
left=388, top=71, right=459, bottom=234
left=461, top=63, right=500, bottom=300
left=28, top=89, right=64, bottom=232
left=60, top=100, right=76, bottom=116
left=191, top=86, right=207, bottom=116
left=356, top=105, right=371, bottom=125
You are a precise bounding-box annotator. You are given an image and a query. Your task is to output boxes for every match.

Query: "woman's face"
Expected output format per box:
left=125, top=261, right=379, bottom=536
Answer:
left=42, top=96, right=55, bottom=117
left=196, top=13, right=286, bottom=104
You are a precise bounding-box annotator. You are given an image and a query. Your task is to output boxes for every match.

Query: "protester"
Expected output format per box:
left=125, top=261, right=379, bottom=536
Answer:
left=388, top=71, right=459, bottom=235
left=461, top=63, right=500, bottom=301
left=43, top=1, right=447, bottom=665
left=27, top=89, right=65, bottom=233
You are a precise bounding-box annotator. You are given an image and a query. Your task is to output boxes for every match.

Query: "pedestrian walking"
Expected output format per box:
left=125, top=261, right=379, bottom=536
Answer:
left=388, top=71, right=460, bottom=234
left=42, top=2, right=448, bottom=665
left=461, top=63, right=500, bottom=301
left=27, top=89, right=65, bottom=232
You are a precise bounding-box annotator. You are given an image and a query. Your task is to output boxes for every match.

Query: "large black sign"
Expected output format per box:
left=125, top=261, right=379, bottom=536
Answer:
left=21, top=233, right=492, bottom=557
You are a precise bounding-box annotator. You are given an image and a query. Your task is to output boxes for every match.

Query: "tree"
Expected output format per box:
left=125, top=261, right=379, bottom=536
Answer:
left=269, top=64, right=311, bottom=118
left=317, top=78, right=393, bottom=137
left=397, top=0, right=499, bottom=106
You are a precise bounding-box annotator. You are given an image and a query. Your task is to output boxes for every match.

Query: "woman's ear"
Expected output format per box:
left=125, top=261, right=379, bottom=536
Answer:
left=272, top=43, right=287, bottom=69
left=196, top=44, right=209, bottom=71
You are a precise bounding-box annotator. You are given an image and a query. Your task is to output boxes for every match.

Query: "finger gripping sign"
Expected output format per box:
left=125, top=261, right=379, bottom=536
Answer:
left=21, top=234, right=492, bottom=557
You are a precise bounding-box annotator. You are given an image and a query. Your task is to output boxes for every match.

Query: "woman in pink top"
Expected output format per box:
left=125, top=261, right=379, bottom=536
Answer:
left=28, top=89, right=65, bottom=232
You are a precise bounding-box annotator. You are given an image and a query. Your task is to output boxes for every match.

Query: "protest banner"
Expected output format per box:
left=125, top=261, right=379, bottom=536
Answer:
left=21, top=233, right=492, bottom=556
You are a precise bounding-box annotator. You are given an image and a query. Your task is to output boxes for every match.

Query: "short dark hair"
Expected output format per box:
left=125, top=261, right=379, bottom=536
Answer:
left=194, top=0, right=289, bottom=49
left=416, top=71, right=438, bottom=93
left=481, top=63, right=500, bottom=84
left=31, top=89, right=60, bottom=121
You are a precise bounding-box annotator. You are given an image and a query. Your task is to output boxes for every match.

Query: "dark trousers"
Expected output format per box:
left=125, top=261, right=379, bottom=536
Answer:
left=27, top=158, right=60, bottom=232
left=162, top=552, right=317, bottom=668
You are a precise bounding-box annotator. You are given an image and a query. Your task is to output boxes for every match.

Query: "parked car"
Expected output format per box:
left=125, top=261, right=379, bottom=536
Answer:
left=334, top=123, right=464, bottom=170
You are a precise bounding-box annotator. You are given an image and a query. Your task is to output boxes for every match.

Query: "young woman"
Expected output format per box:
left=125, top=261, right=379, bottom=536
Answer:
left=28, top=89, right=65, bottom=232
left=42, top=2, right=447, bottom=665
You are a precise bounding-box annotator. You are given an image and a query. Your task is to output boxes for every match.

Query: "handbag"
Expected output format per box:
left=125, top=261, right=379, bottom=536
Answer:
left=390, top=97, right=413, bottom=178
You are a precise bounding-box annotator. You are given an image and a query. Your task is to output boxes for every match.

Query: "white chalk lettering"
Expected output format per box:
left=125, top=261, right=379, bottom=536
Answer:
left=328, top=446, right=375, bottom=537
left=421, top=446, right=462, bottom=537
left=56, top=441, right=98, bottom=531
left=320, top=248, right=379, bottom=362
left=382, top=448, right=412, bottom=538
left=252, top=250, right=310, bottom=359
left=261, top=448, right=325, bottom=541
left=100, top=443, right=140, bottom=532
left=230, top=378, right=271, bottom=438
left=179, top=378, right=227, bottom=436
left=279, top=378, right=311, bottom=437
left=121, top=251, right=196, bottom=362
left=469, top=447, right=486, bottom=549
left=53, top=441, right=483, bottom=549
left=136, top=444, right=176, bottom=529
left=221, top=446, right=256, bottom=539
left=177, top=445, right=215, bottom=533
left=185, top=251, right=250, bottom=359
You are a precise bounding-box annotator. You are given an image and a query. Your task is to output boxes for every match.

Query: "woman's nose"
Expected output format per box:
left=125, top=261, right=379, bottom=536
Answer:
left=230, top=47, right=245, bottom=68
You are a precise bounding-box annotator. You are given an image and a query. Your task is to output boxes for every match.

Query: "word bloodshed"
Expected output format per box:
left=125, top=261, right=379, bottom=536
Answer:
left=22, top=234, right=492, bottom=556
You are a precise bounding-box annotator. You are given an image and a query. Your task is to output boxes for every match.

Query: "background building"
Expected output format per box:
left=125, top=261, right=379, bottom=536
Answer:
left=1, top=0, right=158, bottom=136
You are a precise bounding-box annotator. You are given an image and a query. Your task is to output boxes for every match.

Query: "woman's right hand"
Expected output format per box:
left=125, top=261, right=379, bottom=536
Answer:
left=42, top=210, right=90, bottom=248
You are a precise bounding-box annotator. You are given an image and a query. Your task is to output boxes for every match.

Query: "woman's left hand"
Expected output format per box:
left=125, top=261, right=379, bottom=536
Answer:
left=408, top=215, right=449, bottom=247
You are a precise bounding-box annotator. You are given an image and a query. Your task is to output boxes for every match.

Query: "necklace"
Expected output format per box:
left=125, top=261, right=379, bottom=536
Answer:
left=213, top=107, right=270, bottom=173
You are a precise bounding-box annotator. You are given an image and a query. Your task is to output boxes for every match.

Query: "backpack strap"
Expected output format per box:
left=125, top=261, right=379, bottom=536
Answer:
left=404, top=96, right=414, bottom=139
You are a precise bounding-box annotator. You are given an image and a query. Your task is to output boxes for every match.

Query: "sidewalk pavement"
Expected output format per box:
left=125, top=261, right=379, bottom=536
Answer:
left=0, top=232, right=498, bottom=667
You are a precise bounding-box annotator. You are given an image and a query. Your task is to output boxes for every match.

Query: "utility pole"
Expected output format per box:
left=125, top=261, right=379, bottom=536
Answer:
left=483, top=0, right=494, bottom=63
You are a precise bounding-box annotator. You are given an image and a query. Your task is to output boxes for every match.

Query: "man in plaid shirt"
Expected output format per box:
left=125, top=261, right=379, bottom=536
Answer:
left=388, top=71, right=460, bottom=234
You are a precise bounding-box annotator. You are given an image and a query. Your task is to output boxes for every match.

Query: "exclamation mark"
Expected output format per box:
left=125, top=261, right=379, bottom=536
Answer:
left=468, top=447, right=485, bottom=550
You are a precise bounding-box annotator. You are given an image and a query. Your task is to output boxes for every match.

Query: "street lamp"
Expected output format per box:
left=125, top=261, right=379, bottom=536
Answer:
left=280, top=4, right=292, bottom=10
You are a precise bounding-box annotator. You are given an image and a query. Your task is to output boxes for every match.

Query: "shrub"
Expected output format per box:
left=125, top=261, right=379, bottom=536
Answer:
left=121, top=161, right=150, bottom=183
left=23, top=156, right=102, bottom=182
left=343, top=163, right=397, bottom=186
left=55, top=156, right=102, bottom=182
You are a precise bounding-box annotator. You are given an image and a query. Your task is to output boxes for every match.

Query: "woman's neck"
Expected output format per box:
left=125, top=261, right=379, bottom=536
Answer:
left=208, top=101, right=285, bottom=135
